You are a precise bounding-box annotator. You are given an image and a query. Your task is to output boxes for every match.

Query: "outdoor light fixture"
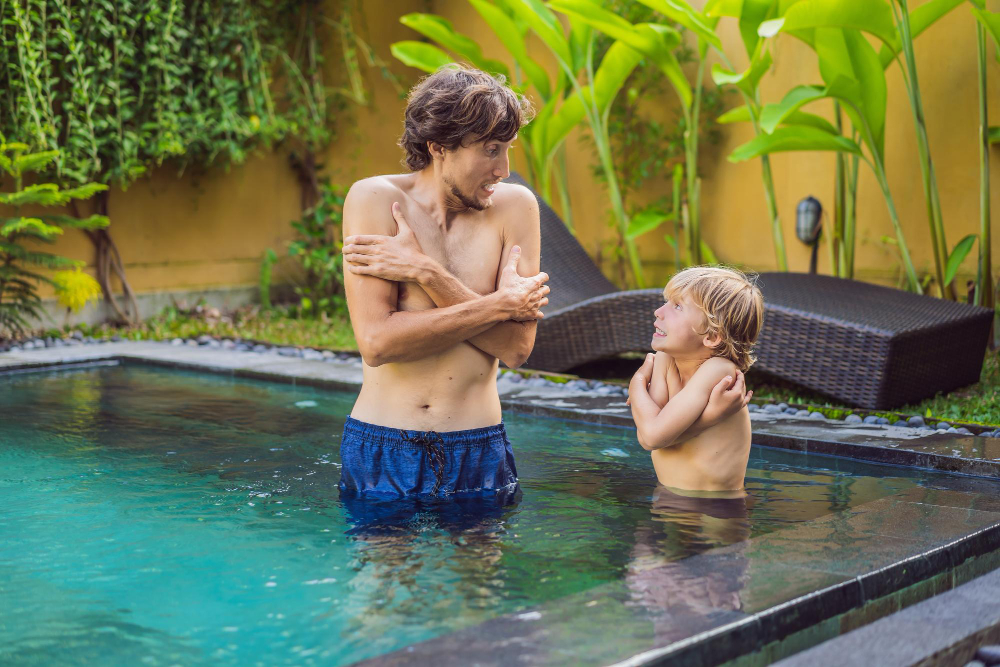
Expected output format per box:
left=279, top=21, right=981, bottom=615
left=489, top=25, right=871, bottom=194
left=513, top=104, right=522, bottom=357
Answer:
left=796, top=195, right=823, bottom=274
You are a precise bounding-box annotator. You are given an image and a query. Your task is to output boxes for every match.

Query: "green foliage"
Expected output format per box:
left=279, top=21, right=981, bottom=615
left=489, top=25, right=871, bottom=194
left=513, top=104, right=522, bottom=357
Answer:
left=285, top=183, right=347, bottom=317
left=0, top=139, right=108, bottom=338
left=259, top=249, right=278, bottom=309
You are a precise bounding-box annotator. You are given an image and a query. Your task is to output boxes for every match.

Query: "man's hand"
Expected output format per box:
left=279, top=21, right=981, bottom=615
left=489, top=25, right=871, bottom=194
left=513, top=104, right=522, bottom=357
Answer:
left=497, top=245, right=550, bottom=321
left=700, top=370, right=752, bottom=425
left=342, top=202, right=433, bottom=283
left=626, top=353, right=655, bottom=406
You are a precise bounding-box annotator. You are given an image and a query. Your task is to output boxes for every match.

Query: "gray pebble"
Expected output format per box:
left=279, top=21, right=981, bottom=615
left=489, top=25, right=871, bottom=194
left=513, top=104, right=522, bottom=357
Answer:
left=809, top=411, right=827, bottom=420
left=956, top=427, right=974, bottom=435
left=85, top=336, right=96, bottom=343
left=863, top=415, right=880, bottom=425
left=527, top=377, right=551, bottom=387
left=876, top=417, right=890, bottom=425
left=975, top=645, right=1000, bottom=664
left=221, top=340, right=236, bottom=350
left=777, top=402, right=789, bottom=411
left=845, top=414, right=863, bottom=424
left=22, top=341, right=35, bottom=350
left=747, top=404, right=760, bottom=412
left=207, top=339, right=222, bottom=348
left=235, top=343, right=251, bottom=352
left=763, top=404, right=782, bottom=414
left=506, top=373, right=522, bottom=383
left=321, top=350, right=335, bottom=359
left=111, top=335, right=122, bottom=342
left=302, top=349, right=324, bottom=361
left=170, top=338, right=183, bottom=346
left=72, top=331, right=84, bottom=340
left=186, top=339, right=199, bottom=347
left=197, top=335, right=212, bottom=345
left=907, top=415, right=926, bottom=428
left=892, top=419, right=907, bottom=427
left=795, top=409, right=811, bottom=417
left=9, top=345, right=21, bottom=352
left=44, top=337, right=55, bottom=348
left=53, top=338, right=65, bottom=347
left=277, top=347, right=301, bottom=357
left=936, top=422, right=952, bottom=430
left=986, top=431, right=1000, bottom=438
left=947, top=427, right=959, bottom=433
left=594, top=385, right=620, bottom=396
left=253, top=344, right=268, bottom=353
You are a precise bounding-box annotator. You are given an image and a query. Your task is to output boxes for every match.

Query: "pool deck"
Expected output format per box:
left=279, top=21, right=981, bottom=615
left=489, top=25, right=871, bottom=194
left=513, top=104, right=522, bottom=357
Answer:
left=2, top=340, right=998, bottom=478
left=4, top=341, right=1000, bottom=666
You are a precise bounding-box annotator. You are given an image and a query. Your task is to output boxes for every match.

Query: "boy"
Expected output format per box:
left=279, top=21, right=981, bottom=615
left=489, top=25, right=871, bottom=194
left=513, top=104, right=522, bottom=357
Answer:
left=628, top=266, right=764, bottom=492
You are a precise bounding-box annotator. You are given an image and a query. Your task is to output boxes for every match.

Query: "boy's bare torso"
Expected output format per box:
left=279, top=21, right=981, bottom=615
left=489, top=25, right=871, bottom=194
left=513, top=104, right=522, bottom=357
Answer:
left=349, top=174, right=512, bottom=431
left=650, top=354, right=752, bottom=491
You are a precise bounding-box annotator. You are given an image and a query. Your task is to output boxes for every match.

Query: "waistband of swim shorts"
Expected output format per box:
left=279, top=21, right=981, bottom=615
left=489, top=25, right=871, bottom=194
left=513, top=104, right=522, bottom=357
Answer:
left=343, top=416, right=507, bottom=450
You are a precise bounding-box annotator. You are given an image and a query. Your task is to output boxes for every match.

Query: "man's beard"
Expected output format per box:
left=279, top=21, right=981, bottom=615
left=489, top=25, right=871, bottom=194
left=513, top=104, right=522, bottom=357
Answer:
left=444, top=175, right=490, bottom=212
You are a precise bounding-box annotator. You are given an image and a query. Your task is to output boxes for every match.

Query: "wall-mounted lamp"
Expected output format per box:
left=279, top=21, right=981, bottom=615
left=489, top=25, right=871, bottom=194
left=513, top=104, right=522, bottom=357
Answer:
left=796, top=195, right=823, bottom=274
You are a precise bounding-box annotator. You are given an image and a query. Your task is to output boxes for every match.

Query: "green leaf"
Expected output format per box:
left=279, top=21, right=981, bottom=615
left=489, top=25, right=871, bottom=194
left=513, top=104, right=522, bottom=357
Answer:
left=390, top=41, right=453, bottom=73
left=878, top=0, right=964, bottom=68
left=470, top=0, right=551, bottom=98
left=626, top=208, right=673, bottom=239
left=0, top=184, right=62, bottom=207
left=700, top=240, right=719, bottom=264
left=759, top=85, right=827, bottom=133
left=760, top=0, right=897, bottom=46
left=728, top=125, right=863, bottom=162
left=39, top=214, right=110, bottom=230
left=507, top=0, right=573, bottom=68
left=972, top=7, right=1000, bottom=63
left=717, top=106, right=754, bottom=124
left=944, top=234, right=977, bottom=287
left=635, top=0, right=722, bottom=50
left=0, top=217, right=63, bottom=239
left=711, top=48, right=772, bottom=96
left=399, top=13, right=509, bottom=78
left=989, top=126, right=1000, bottom=145
left=58, top=183, right=109, bottom=200
left=815, top=28, right=886, bottom=157
left=12, top=150, right=59, bottom=175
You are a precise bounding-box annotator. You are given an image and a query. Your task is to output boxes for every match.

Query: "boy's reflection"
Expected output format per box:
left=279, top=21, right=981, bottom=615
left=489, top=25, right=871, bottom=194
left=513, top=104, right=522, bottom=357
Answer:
left=627, top=486, right=751, bottom=640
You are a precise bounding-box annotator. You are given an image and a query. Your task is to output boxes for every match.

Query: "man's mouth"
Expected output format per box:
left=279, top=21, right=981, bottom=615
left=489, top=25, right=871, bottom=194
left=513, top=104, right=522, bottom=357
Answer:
left=481, top=181, right=498, bottom=195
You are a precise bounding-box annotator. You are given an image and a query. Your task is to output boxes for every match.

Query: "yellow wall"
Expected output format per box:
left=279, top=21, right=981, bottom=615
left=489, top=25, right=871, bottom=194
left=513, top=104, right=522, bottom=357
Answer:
left=17, top=0, right=1000, bottom=302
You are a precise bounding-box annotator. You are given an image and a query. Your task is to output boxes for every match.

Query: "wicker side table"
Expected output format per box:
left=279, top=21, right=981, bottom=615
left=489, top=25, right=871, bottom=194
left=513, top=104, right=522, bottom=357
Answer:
left=754, top=273, right=994, bottom=409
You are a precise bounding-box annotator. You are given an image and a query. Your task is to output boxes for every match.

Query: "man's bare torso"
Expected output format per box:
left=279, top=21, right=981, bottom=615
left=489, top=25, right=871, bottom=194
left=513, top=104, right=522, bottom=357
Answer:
left=349, top=174, right=513, bottom=431
left=651, top=357, right=752, bottom=491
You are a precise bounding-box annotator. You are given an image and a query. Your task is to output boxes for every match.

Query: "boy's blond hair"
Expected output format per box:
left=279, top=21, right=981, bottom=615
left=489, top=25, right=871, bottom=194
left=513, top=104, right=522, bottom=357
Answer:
left=664, top=266, right=764, bottom=372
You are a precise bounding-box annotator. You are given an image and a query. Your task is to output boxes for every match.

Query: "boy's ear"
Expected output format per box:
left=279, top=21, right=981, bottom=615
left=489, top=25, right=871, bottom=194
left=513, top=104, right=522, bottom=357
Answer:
left=702, top=331, right=723, bottom=350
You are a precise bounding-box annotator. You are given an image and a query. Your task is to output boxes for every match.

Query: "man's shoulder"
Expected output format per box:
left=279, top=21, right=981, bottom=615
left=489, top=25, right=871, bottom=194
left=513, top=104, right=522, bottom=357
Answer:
left=344, top=175, right=410, bottom=235
left=492, top=181, right=539, bottom=228
left=346, top=174, right=408, bottom=203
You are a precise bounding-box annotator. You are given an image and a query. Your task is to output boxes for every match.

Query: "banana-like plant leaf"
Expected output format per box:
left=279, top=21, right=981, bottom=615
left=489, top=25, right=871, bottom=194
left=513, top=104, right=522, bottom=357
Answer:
left=989, top=126, right=1000, bottom=144
left=399, top=13, right=509, bottom=77
left=508, top=0, right=573, bottom=69
left=760, top=0, right=897, bottom=46
left=700, top=240, right=719, bottom=264
left=626, top=208, right=673, bottom=239
left=944, top=234, right=977, bottom=287
left=635, top=0, right=722, bottom=50
left=711, top=49, right=773, bottom=96
left=815, top=28, right=886, bottom=156
left=567, top=15, right=594, bottom=74
left=539, top=40, right=643, bottom=158
left=719, top=105, right=838, bottom=135
left=549, top=1, right=681, bottom=57
left=390, top=41, right=453, bottom=73
left=759, top=85, right=827, bottom=133
left=470, top=0, right=551, bottom=98
left=972, top=7, right=1000, bottom=63
left=728, top=125, right=863, bottom=162
left=878, top=0, right=964, bottom=67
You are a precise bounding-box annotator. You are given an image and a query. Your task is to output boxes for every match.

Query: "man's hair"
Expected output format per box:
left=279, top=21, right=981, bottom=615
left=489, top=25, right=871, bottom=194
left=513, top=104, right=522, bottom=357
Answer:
left=664, top=266, right=764, bottom=372
left=398, top=64, right=534, bottom=171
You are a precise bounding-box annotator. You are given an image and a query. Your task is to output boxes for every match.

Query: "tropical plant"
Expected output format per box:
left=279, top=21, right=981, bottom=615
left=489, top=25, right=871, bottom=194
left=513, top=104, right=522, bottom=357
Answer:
left=0, top=140, right=108, bottom=338
left=285, top=182, right=348, bottom=317
left=971, top=1, right=999, bottom=311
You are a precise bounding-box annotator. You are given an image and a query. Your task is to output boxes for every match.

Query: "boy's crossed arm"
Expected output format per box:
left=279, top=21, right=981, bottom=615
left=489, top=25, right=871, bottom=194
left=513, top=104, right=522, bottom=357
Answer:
left=629, top=354, right=748, bottom=451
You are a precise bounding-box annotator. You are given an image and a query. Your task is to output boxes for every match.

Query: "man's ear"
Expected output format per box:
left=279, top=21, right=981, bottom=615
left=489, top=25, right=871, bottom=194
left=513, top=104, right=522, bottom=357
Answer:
left=427, top=141, right=446, bottom=161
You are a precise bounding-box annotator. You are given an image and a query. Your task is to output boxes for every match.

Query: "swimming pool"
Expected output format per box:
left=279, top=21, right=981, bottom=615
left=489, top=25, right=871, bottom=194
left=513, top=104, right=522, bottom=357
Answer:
left=2, top=363, right=998, bottom=665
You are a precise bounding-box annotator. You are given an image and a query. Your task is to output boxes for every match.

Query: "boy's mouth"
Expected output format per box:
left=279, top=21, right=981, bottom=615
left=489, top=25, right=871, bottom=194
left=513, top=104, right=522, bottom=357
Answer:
left=653, top=327, right=667, bottom=338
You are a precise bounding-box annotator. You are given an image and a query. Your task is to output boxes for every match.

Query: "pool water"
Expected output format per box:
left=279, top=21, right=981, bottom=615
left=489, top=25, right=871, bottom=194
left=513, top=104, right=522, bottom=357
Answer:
left=0, top=364, right=981, bottom=665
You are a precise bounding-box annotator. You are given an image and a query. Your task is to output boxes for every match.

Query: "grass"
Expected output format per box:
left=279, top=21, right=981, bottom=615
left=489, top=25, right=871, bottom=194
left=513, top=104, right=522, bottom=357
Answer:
left=36, top=304, right=1000, bottom=427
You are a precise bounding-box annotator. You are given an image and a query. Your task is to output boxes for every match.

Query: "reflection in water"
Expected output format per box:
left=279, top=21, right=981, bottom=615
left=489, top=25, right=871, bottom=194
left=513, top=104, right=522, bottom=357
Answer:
left=627, top=486, right=751, bottom=640
left=339, top=489, right=522, bottom=639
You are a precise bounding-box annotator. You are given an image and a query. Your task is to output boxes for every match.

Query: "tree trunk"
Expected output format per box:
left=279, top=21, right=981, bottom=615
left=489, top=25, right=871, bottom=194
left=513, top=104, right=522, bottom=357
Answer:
left=74, top=193, right=139, bottom=326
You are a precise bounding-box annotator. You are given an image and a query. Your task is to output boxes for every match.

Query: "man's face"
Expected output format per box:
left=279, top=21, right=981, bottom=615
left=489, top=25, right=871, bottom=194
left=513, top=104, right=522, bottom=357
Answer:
left=439, top=134, right=515, bottom=211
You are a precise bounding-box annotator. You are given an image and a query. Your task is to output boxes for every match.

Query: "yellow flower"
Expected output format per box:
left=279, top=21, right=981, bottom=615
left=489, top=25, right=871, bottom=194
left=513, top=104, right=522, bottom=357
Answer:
left=53, top=268, right=102, bottom=313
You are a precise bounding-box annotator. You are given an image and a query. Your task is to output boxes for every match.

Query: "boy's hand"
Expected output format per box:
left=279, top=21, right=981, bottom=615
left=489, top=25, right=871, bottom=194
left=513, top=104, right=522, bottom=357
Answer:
left=626, top=353, right=655, bottom=406
left=701, top=370, right=752, bottom=424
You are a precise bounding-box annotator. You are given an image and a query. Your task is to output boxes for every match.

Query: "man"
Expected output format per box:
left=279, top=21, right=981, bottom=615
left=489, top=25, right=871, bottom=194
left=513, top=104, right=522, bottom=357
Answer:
left=338, top=65, right=749, bottom=500
left=337, top=65, right=547, bottom=498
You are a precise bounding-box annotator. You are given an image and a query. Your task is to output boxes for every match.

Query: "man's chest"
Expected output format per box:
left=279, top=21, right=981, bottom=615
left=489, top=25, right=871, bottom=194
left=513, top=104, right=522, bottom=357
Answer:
left=409, top=213, right=505, bottom=295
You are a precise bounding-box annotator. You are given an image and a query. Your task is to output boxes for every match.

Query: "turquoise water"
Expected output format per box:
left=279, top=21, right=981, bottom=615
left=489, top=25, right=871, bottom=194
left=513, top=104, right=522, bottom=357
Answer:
left=0, top=364, right=970, bottom=665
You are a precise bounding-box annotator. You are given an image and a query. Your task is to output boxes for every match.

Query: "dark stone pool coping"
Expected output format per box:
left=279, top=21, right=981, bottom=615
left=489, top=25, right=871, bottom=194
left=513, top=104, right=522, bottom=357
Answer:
left=6, top=343, right=1000, bottom=666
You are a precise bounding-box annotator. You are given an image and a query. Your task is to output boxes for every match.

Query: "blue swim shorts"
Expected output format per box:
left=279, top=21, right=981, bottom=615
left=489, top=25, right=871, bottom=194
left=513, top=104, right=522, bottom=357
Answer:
left=338, top=416, right=519, bottom=498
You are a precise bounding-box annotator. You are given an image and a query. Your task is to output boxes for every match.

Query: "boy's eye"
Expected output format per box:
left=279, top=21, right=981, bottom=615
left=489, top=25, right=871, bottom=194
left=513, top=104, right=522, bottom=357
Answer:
left=674, top=302, right=682, bottom=310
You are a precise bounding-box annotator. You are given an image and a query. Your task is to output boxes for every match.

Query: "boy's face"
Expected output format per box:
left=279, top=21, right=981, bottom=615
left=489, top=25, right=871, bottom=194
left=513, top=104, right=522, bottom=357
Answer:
left=652, top=293, right=713, bottom=356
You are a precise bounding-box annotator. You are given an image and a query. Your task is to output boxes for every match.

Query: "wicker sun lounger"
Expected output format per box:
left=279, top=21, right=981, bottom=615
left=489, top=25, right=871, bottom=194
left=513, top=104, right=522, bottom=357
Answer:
left=512, top=172, right=993, bottom=410
left=754, top=272, right=994, bottom=410
left=509, top=172, right=664, bottom=372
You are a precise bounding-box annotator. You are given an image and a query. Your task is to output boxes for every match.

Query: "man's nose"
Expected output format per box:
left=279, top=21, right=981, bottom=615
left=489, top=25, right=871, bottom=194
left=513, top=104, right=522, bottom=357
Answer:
left=495, top=153, right=510, bottom=179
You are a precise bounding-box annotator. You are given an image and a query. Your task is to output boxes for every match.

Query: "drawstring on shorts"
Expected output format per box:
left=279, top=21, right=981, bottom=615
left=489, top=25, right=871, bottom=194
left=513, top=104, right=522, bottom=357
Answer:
left=402, top=430, right=447, bottom=494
